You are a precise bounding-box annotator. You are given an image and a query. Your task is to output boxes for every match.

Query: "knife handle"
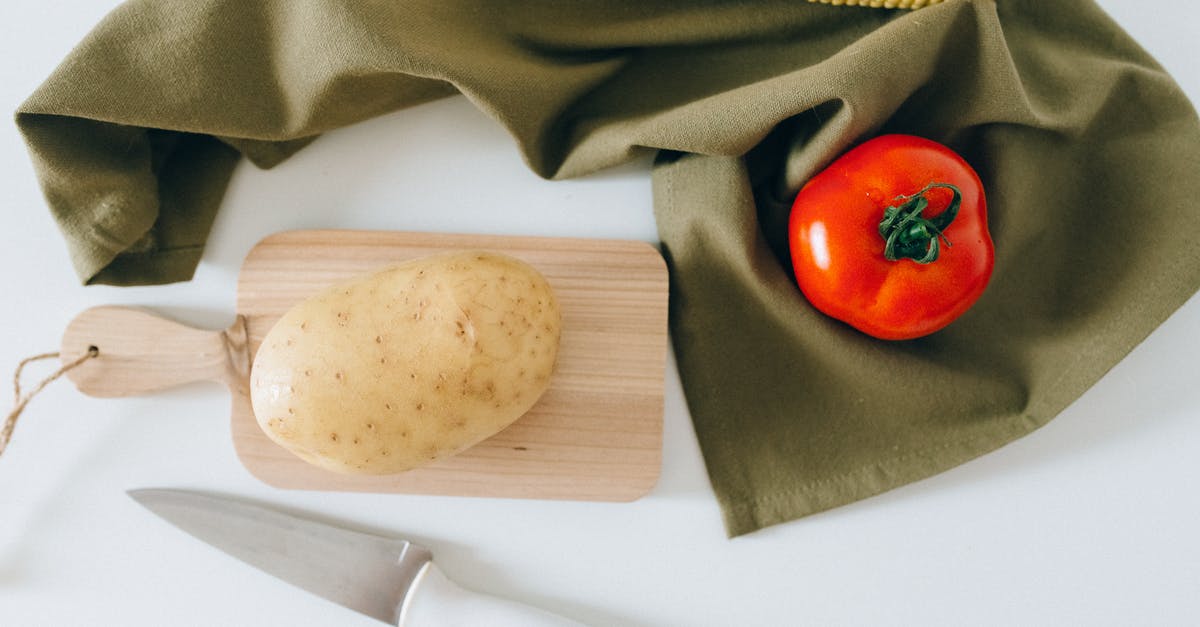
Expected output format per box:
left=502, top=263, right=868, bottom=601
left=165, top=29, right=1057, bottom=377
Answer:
left=398, top=561, right=585, bottom=627
left=60, top=306, right=250, bottom=397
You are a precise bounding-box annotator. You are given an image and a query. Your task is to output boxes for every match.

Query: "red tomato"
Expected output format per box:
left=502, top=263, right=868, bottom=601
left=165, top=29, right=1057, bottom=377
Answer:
left=787, top=134, right=994, bottom=340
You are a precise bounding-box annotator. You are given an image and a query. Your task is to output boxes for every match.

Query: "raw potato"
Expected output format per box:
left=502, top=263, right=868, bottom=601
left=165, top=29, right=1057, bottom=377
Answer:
left=250, top=250, right=562, bottom=475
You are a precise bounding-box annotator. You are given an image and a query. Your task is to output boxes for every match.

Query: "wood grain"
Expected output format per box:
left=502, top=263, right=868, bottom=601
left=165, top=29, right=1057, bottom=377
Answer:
left=62, top=230, right=670, bottom=502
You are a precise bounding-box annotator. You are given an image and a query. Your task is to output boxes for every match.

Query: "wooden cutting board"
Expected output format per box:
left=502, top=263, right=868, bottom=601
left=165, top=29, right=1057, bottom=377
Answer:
left=61, top=230, right=669, bottom=501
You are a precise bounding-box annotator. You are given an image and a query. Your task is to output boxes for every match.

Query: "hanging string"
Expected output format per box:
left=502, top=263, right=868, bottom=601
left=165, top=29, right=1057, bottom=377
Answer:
left=1, top=347, right=98, bottom=458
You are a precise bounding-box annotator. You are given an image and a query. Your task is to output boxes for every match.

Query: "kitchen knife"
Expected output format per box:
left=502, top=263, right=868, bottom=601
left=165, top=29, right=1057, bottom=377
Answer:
left=127, top=488, right=584, bottom=626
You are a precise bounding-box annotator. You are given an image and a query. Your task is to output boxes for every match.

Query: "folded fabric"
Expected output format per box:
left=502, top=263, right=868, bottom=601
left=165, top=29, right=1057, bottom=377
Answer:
left=18, top=0, right=1200, bottom=535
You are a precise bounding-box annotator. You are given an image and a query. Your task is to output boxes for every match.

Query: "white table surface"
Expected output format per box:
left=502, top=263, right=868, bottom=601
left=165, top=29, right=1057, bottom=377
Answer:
left=2, top=2, right=1197, bottom=626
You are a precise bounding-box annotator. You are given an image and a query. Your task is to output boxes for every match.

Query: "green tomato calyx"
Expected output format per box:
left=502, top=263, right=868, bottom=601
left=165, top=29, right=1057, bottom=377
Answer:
left=878, top=183, right=962, bottom=264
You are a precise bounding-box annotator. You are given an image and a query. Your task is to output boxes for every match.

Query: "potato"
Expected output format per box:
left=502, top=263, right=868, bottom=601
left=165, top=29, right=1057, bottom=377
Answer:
left=249, top=250, right=561, bottom=475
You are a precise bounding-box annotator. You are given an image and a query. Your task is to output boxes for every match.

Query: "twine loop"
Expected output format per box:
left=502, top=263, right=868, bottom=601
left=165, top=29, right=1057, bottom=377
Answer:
left=1, top=347, right=98, bottom=458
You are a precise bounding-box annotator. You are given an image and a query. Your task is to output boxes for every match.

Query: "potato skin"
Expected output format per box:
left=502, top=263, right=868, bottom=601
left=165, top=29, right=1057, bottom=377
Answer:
left=250, top=251, right=561, bottom=475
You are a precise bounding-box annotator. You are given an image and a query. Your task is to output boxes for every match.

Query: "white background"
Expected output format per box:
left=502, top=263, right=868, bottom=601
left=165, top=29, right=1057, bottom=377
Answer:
left=1, top=2, right=1197, bottom=626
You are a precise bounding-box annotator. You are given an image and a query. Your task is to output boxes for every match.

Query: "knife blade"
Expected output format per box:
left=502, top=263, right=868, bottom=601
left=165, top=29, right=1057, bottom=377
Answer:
left=127, top=488, right=583, bottom=626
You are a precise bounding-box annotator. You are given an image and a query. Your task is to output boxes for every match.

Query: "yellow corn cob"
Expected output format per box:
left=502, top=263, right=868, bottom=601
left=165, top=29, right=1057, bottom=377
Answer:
left=806, top=0, right=945, bottom=9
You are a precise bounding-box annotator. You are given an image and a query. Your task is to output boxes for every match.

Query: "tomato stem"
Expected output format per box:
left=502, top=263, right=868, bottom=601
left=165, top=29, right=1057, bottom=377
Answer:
left=878, top=183, right=961, bottom=264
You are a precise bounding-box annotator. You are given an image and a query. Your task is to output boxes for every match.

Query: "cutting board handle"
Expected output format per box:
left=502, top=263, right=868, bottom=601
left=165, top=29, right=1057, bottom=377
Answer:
left=60, top=306, right=250, bottom=398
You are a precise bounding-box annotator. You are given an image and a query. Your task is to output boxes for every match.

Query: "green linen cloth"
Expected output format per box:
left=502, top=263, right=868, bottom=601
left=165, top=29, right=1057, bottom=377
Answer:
left=17, top=0, right=1200, bottom=535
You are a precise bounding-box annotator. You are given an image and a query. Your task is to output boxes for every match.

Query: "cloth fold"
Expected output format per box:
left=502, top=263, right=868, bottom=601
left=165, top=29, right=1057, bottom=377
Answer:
left=18, top=0, right=1200, bottom=535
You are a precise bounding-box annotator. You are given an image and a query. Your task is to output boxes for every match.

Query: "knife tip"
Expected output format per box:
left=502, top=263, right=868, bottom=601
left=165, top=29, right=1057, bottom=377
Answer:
left=126, top=487, right=178, bottom=505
